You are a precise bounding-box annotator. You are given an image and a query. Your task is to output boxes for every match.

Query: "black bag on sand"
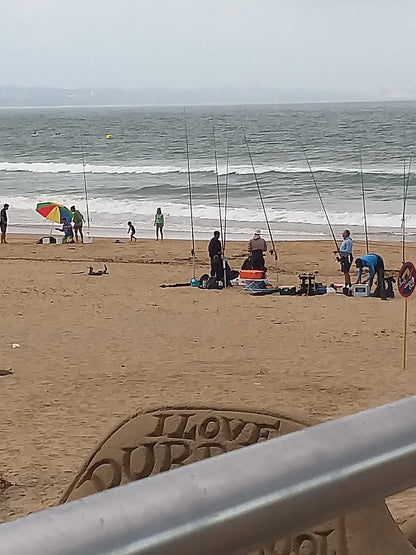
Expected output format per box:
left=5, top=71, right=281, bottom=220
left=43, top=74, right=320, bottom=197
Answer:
left=199, top=274, right=210, bottom=289
left=241, top=257, right=252, bottom=270
left=206, top=276, right=220, bottom=289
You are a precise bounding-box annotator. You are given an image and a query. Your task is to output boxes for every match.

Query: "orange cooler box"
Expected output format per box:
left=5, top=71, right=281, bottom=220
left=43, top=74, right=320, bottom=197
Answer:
left=240, top=270, right=265, bottom=279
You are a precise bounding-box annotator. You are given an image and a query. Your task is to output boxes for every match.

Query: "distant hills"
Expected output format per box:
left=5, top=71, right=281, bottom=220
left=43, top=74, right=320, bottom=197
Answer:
left=0, top=85, right=414, bottom=107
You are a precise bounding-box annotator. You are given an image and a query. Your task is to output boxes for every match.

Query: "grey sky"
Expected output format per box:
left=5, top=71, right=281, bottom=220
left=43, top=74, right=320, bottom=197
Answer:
left=1, top=0, right=415, bottom=97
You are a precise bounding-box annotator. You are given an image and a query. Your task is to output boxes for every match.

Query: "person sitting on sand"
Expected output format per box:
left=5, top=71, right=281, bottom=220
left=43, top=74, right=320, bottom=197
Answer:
left=208, top=231, right=222, bottom=261
left=248, top=230, right=267, bottom=271
left=210, top=254, right=239, bottom=286
left=57, top=218, right=75, bottom=244
left=71, top=205, right=85, bottom=243
left=127, top=221, right=137, bottom=242
left=154, top=208, right=164, bottom=240
left=1, top=203, right=9, bottom=244
left=355, top=253, right=386, bottom=300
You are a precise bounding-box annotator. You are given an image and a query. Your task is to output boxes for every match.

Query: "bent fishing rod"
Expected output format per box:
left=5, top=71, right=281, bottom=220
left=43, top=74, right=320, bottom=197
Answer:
left=241, top=123, right=278, bottom=271
left=359, top=146, right=369, bottom=254
left=184, top=111, right=196, bottom=279
left=302, top=145, right=340, bottom=253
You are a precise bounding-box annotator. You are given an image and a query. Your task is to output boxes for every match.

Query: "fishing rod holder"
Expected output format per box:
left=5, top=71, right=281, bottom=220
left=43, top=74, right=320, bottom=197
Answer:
left=298, top=273, right=317, bottom=296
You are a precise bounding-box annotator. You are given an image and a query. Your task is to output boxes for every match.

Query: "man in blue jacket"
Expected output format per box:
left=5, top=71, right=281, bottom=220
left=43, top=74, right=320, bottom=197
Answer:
left=355, top=253, right=387, bottom=300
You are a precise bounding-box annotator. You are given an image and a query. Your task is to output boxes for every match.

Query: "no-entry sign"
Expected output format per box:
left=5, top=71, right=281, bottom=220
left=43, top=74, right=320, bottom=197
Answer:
left=398, top=261, right=416, bottom=298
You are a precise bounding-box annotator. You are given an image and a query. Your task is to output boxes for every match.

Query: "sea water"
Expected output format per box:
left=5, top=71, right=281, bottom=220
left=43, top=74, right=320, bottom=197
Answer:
left=0, top=102, right=415, bottom=241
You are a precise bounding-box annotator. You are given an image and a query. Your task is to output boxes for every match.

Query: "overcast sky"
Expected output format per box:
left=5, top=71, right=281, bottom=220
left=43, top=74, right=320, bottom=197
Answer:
left=1, top=0, right=415, bottom=97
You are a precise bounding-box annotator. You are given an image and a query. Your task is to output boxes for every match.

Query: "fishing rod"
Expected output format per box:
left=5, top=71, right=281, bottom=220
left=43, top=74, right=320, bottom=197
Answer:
left=241, top=123, right=278, bottom=279
left=402, top=152, right=412, bottom=264
left=80, top=130, right=91, bottom=235
left=223, top=132, right=230, bottom=256
left=302, top=144, right=340, bottom=252
left=184, top=111, right=196, bottom=279
left=359, top=147, right=369, bottom=254
left=211, top=117, right=226, bottom=286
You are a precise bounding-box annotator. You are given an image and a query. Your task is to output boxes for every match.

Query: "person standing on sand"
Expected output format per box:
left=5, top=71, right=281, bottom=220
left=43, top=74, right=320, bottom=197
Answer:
left=71, top=205, right=85, bottom=243
left=208, top=231, right=222, bottom=261
left=248, top=229, right=267, bottom=271
left=127, top=221, right=137, bottom=242
left=1, top=203, right=9, bottom=244
left=154, top=207, right=164, bottom=240
left=335, top=229, right=353, bottom=287
left=355, top=253, right=387, bottom=300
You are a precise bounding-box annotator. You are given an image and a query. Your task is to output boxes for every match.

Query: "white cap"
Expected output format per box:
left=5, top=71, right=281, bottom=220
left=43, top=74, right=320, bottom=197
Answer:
left=254, top=229, right=261, bottom=235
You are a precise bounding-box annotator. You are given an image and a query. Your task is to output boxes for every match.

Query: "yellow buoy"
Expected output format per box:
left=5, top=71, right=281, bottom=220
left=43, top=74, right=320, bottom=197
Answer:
left=106, top=134, right=114, bottom=140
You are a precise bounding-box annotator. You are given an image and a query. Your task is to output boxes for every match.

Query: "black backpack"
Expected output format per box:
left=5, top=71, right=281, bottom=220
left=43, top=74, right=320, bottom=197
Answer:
left=206, top=276, right=220, bottom=289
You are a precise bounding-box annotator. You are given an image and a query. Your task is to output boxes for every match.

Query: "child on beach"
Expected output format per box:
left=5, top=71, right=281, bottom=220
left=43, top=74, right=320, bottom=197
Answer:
left=127, top=221, right=137, bottom=242
left=56, top=218, right=75, bottom=244
left=154, top=207, right=164, bottom=240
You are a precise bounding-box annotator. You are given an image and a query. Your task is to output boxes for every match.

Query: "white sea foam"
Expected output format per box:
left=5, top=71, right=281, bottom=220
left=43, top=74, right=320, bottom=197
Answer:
left=0, top=160, right=413, bottom=177
left=5, top=195, right=415, bottom=235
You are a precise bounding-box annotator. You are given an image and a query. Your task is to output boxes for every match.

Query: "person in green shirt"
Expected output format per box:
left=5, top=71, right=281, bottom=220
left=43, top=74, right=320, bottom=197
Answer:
left=154, top=207, right=164, bottom=240
left=71, top=205, right=85, bottom=243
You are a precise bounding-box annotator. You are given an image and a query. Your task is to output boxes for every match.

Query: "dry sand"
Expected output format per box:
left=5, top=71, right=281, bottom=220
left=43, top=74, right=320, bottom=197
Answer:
left=1, top=234, right=416, bottom=525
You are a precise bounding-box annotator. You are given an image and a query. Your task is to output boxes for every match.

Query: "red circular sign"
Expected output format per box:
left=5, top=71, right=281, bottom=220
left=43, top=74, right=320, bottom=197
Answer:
left=398, top=261, right=416, bottom=298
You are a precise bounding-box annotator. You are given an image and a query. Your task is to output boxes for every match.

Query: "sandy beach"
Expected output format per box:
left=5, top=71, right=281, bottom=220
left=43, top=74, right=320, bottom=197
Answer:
left=1, top=234, right=416, bottom=527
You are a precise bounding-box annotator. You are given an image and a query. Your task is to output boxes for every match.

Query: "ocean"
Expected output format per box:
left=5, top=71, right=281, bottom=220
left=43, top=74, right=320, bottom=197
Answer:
left=1, top=101, right=415, bottom=242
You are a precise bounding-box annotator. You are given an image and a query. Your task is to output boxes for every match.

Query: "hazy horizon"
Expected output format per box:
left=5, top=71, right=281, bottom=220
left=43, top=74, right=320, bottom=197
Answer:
left=1, top=1, right=415, bottom=100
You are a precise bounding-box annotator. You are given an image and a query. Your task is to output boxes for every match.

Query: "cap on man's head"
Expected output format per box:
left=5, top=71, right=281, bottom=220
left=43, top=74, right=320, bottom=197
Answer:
left=254, top=229, right=261, bottom=235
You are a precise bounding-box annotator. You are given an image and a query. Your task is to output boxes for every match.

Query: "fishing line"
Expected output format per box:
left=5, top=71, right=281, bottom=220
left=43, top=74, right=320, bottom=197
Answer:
left=302, top=144, right=339, bottom=252
left=184, top=111, right=196, bottom=278
left=241, top=123, right=278, bottom=271
left=402, top=152, right=412, bottom=264
left=223, top=132, right=230, bottom=256
left=80, top=130, right=91, bottom=233
left=359, top=146, right=369, bottom=254
left=211, top=117, right=224, bottom=252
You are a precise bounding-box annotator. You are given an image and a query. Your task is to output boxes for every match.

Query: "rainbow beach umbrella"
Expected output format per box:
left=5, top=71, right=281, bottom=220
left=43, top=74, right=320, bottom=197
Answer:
left=36, top=202, right=73, bottom=224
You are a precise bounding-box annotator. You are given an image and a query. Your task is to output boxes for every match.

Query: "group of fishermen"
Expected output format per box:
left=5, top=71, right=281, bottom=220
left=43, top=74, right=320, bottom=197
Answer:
left=208, top=228, right=387, bottom=299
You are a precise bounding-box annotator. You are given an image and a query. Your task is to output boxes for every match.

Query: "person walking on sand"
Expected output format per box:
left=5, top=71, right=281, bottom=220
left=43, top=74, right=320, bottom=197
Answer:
left=335, top=229, right=353, bottom=287
left=248, top=229, right=267, bottom=271
left=355, top=253, right=387, bottom=300
left=0, top=203, right=9, bottom=244
left=71, top=205, right=85, bottom=243
left=154, top=207, right=164, bottom=240
left=127, top=221, right=137, bottom=242
left=208, top=231, right=222, bottom=261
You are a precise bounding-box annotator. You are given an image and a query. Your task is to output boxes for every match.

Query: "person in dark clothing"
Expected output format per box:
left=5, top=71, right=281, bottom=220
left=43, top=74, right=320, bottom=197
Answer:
left=208, top=231, right=222, bottom=261
left=355, top=253, right=387, bottom=300
left=1, top=203, right=9, bottom=244
left=210, top=255, right=239, bottom=286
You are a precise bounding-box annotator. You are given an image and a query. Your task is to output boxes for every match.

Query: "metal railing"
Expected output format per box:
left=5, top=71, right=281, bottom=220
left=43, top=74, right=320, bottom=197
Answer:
left=2, top=395, right=416, bottom=554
